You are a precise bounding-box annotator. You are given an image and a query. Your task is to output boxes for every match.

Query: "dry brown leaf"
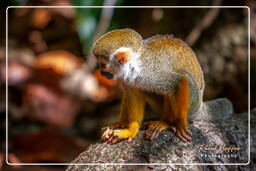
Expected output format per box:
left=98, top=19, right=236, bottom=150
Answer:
left=36, top=50, right=82, bottom=76
left=31, top=9, right=52, bottom=29
left=0, top=62, right=32, bottom=86
left=23, top=83, right=80, bottom=127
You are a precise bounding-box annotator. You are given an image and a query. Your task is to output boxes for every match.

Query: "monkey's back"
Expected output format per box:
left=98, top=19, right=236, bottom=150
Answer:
left=142, top=35, right=204, bottom=91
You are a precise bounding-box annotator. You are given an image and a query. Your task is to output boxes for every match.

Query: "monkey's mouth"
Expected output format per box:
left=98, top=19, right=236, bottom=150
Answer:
left=100, top=70, right=114, bottom=79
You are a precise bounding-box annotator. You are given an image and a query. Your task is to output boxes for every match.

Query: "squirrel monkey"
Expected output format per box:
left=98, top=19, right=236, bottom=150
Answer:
left=92, top=29, right=233, bottom=144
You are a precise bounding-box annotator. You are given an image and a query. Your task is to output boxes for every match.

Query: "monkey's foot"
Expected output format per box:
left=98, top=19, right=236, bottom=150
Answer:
left=143, top=120, right=172, bottom=140
left=101, top=122, right=139, bottom=144
left=174, top=126, right=192, bottom=142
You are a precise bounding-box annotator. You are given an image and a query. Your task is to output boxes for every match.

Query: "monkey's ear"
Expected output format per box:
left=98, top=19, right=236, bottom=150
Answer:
left=115, top=51, right=131, bottom=64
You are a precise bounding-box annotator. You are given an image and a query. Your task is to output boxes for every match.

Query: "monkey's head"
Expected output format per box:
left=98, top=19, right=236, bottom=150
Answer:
left=92, top=29, right=143, bottom=82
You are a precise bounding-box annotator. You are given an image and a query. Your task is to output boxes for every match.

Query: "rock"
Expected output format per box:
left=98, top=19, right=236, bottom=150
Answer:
left=66, top=109, right=255, bottom=171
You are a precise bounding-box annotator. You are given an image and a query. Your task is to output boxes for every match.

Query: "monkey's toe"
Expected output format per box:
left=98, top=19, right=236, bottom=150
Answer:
left=144, top=120, right=170, bottom=140
left=101, top=128, right=113, bottom=141
left=175, top=128, right=192, bottom=142
left=108, top=134, right=121, bottom=144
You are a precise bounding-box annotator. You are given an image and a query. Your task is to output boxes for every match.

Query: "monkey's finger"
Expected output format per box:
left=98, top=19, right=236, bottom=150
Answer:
left=107, top=133, right=117, bottom=144
left=106, top=135, right=113, bottom=144
left=103, top=131, right=114, bottom=142
left=112, top=133, right=125, bottom=144
left=150, top=124, right=164, bottom=140
left=176, top=131, right=188, bottom=142
left=102, top=130, right=110, bottom=137
left=103, top=128, right=113, bottom=135
left=111, top=136, right=120, bottom=144
left=145, top=130, right=150, bottom=139
left=185, top=129, right=192, bottom=137
left=146, top=126, right=157, bottom=139
left=150, top=125, right=162, bottom=140
left=127, top=138, right=133, bottom=143
left=101, top=132, right=105, bottom=139
left=102, top=134, right=108, bottom=141
left=145, top=125, right=154, bottom=138
left=157, top=125, right=166, bottom=136
left=101, top=132, right=109, bottom=141
left=155, top=126, right=165, bottom=137
left=149, top=123, right=159, bottom=130
left=181, top=130, right=192, bottom=142
left=101, top=128, right=108, bottom=135
left=149, top=129, right=158, bottom=140
left=146, top=129, right=154, bottom=139
left=111, top=137, right=119, bottom=144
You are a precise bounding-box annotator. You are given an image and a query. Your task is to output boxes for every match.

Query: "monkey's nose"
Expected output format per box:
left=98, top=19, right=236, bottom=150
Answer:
left=100, top=71, right=113, bottom=79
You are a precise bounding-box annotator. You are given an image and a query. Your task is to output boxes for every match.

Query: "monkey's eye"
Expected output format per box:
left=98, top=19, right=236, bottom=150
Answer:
left=97, top=56, right=108, bottom=69
left=99, top=62, right=106, bottom=68
left=98, top=60, right=107, bottom=69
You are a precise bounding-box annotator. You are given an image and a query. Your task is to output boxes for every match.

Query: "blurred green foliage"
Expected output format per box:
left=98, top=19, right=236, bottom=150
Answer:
left=71, top=0, right=124, bottom=56
left=71, top=0, right=102, bottom=55
left=10, top=0, right=29, bottom=5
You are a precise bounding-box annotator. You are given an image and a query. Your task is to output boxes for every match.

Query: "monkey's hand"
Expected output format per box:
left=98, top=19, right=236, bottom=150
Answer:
left=101, top=121, right=139, bottom=144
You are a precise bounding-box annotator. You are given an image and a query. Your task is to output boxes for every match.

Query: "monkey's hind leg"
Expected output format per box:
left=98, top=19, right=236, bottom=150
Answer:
left=169, top=76, right=192, bottom=142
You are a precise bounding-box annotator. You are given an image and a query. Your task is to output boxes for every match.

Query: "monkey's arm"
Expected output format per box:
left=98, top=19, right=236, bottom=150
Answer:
left=102, top=87, right=145, bottom=144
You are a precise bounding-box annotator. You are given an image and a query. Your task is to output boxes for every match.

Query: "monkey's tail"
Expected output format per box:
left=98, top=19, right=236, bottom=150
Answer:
left=190, top=98, right=234, bottom=121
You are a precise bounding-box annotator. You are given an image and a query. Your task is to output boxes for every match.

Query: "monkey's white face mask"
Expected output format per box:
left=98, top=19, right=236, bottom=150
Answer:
left=98, top=47, right=142, bottom=83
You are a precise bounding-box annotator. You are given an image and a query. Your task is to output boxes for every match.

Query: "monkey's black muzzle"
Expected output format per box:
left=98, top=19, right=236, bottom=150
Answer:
left=100, top=71, right=113, bottom=79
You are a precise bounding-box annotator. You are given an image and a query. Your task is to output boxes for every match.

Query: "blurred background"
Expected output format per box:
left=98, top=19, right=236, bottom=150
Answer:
left=0, top=0, right=255, bottom=170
